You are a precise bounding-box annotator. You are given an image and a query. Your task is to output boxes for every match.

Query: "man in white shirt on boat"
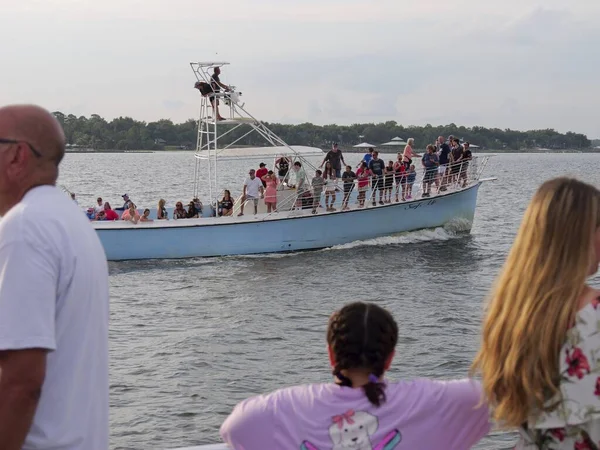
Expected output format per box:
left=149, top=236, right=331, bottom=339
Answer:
left=0, top=104, right=109, bottom=450
left=94, top=196, right=105, bottom=214
left=238, top=168, right=264, bottom=216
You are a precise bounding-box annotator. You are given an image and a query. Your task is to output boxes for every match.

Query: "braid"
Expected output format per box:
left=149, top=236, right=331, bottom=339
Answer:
left=327, top=302, right=398, bottom=407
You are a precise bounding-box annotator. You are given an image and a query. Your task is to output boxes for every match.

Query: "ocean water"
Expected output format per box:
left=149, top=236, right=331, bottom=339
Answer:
left=57, top=152, right=600, bottom=450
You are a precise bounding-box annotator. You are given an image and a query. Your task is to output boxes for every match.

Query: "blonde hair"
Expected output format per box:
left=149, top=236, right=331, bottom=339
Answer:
left=158, top=198, right=166, bottom=209
left=407, top=138, right=414, bottom=146
left=471, top=177, right=600, bottom=428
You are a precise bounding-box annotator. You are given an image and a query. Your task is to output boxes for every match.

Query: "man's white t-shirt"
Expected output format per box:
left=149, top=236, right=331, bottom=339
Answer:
left=244, top=177, right=263, bottom=198
left=0, top=185, right=109, bottom=450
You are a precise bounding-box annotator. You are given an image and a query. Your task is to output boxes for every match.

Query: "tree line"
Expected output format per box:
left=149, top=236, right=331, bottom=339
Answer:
left=52, top=112, right=593, bottom=151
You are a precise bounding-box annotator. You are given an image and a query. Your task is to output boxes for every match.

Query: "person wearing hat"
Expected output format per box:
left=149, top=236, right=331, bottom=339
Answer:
left=256, top=163, right=268, bottom=187
left=115, top=193, right=133, bottom=212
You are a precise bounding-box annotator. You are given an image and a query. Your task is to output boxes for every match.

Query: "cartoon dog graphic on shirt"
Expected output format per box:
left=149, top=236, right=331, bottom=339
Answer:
left=300, top=409, right=401, bottom=450
left=329, top=410, right=377, bottom=449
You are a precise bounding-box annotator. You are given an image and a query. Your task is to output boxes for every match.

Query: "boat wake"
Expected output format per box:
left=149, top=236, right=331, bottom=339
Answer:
left=326, top=217, right=472, bottom=251
left=234, top=219, right=472, bottom=259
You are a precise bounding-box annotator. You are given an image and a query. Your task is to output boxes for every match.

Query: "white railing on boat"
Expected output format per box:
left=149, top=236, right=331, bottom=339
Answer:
left=225, top=156, right=492, bottom=219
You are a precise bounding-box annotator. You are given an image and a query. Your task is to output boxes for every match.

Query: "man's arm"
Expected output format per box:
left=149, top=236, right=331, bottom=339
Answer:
left=0, top=237, right=58, bottom=450
left=0, top=349, right=47, bottom=450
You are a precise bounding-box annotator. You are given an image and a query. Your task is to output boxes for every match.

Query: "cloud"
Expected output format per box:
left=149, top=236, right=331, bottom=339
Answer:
left=1, top=1, right=599, bottom=138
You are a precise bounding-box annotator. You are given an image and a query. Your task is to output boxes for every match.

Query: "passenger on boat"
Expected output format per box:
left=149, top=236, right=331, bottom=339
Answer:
left=402, top=138, right=420, bottom=168
left=219, top=190, right=234, bottom=216
left=157, top=199, right=168, bottom=220
left=341, top=165, right=356, bottom=211
left=220, top=302, right=491, bottom=450
left=94, top=197, right=104, bottom=214
left=421, top=145, right=439, bottom=197
left=86, top=207, right=95, bottom=220
left=437, top=136, right=452, bottom=191
left=210, top=67, right=230, bottom=121
left=173, top=202, right=187, bottom=219
left=472, top=178, right=600, bottom=450
left=122, top=204, right=140, bottom=224
left=320, top=143, right=346, bottom=178
left=275, top=156, right=291, bottom=183
left=406, top=165, right=416, bottom=199
left=368, top=151, right=385, bottom=206
left=115, top=193, right=133, bottom=212
left=192, top=197, right=203, bottom=215
left=460, top=142, right=473, bottom=187
left=311, top=170, right=325, bottom=214
left=95, top=210, right=106, bottom=221
left=323, top=162, right=338, bottom=212
left=450, top=138, right=464, bottom=184
left=393, top=155, right=407, bottom=202
left=187, top=201, right=200, bottom=218
left=357, top=147, right=374, bottom=169
left=291, top=162, right=308, bottom=209
left=238, top=169, right=264, bottom=216
left=384, top=161, right=395, bottom=203
left=262, top=170, right=278, bottom=213
left=356, top=161, right=372, bottom=208
left=256, top=162, right=268, bottom=188
left=103, top=202, right=119, bottom=220
left=140, top=209, right=153, bottom=222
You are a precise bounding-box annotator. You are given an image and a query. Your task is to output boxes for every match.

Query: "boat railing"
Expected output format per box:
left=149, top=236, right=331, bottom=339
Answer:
left=253, top=155, right=492, bottom=219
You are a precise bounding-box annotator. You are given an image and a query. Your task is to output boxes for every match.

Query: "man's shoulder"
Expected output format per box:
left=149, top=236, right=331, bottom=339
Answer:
left=0, top=187, right=94, bottom=258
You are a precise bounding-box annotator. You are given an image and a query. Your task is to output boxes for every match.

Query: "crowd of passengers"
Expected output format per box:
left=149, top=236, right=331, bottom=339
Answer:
left=80, top=193, right=208, bottom=224
left=236, top=136, right=473, bottom=214
left=79, top=135, right=473, bottom=221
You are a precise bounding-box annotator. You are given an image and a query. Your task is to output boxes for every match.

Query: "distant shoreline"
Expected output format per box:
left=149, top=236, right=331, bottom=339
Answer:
left=65, top=148, right=599, bottom=154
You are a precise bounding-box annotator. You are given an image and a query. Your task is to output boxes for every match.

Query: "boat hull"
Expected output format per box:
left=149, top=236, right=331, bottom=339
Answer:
left=95, top=183, right=481, bottom=261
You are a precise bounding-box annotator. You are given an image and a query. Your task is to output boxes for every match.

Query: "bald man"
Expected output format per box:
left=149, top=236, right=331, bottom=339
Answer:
left=0, top=105, right=109, bottom=449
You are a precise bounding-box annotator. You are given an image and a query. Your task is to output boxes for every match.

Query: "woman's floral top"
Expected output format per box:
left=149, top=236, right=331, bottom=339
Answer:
left=516, top=299, right=600, bottom=449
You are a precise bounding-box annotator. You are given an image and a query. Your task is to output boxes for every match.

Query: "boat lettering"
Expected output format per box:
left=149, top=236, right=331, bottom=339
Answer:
left=405, top=199, right=436, bottom=210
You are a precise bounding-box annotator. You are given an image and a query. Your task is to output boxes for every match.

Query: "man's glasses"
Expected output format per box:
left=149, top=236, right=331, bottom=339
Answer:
left=0, top=138, right=42, bottom=158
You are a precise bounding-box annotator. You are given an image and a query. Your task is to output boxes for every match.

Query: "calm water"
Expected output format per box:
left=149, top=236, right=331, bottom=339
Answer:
left=58, top=152, right=600, bottom=450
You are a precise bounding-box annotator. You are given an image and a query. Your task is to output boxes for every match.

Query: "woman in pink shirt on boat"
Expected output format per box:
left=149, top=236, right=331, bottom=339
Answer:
left=121, top=204, right=140, bottom=224
left=220, top=302, right=490, bottom=450
left=262, top=170, right=278, bottom=213
left=402, top=138, right=420, bottom=168
left=356, top=162, right=372, bottom=208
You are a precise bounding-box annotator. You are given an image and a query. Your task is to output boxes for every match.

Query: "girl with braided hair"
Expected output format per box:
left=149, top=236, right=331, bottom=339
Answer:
left=220, top=302, right=490, bottom=450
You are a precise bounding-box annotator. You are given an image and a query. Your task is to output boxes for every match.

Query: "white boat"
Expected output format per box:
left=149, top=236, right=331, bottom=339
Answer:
left=91, top=61, right=495, bottom=261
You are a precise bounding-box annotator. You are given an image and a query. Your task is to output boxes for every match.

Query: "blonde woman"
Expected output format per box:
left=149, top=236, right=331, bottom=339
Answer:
left=402, top=137, right=420, bottom=166
left=157, top=198, right=168, bottom=220
left=471, top=177, right=600, bottom=450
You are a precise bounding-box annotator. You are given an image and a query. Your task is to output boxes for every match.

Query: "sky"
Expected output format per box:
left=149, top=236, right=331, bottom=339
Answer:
left=1, top=0, right=599, bottom=138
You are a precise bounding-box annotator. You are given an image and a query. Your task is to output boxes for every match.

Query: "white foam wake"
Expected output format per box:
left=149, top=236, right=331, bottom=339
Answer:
left=326, top=218, right=472, bottom=251
left=230, top=218, right=472, bottom=258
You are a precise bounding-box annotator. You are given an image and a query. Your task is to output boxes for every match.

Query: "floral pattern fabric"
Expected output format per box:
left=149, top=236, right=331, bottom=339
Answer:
left=516, top=299, right=600, bottom=450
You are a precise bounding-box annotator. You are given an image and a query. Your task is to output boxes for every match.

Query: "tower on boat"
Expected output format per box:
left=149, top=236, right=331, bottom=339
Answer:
left=190, top=61, right=323, bottom=215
